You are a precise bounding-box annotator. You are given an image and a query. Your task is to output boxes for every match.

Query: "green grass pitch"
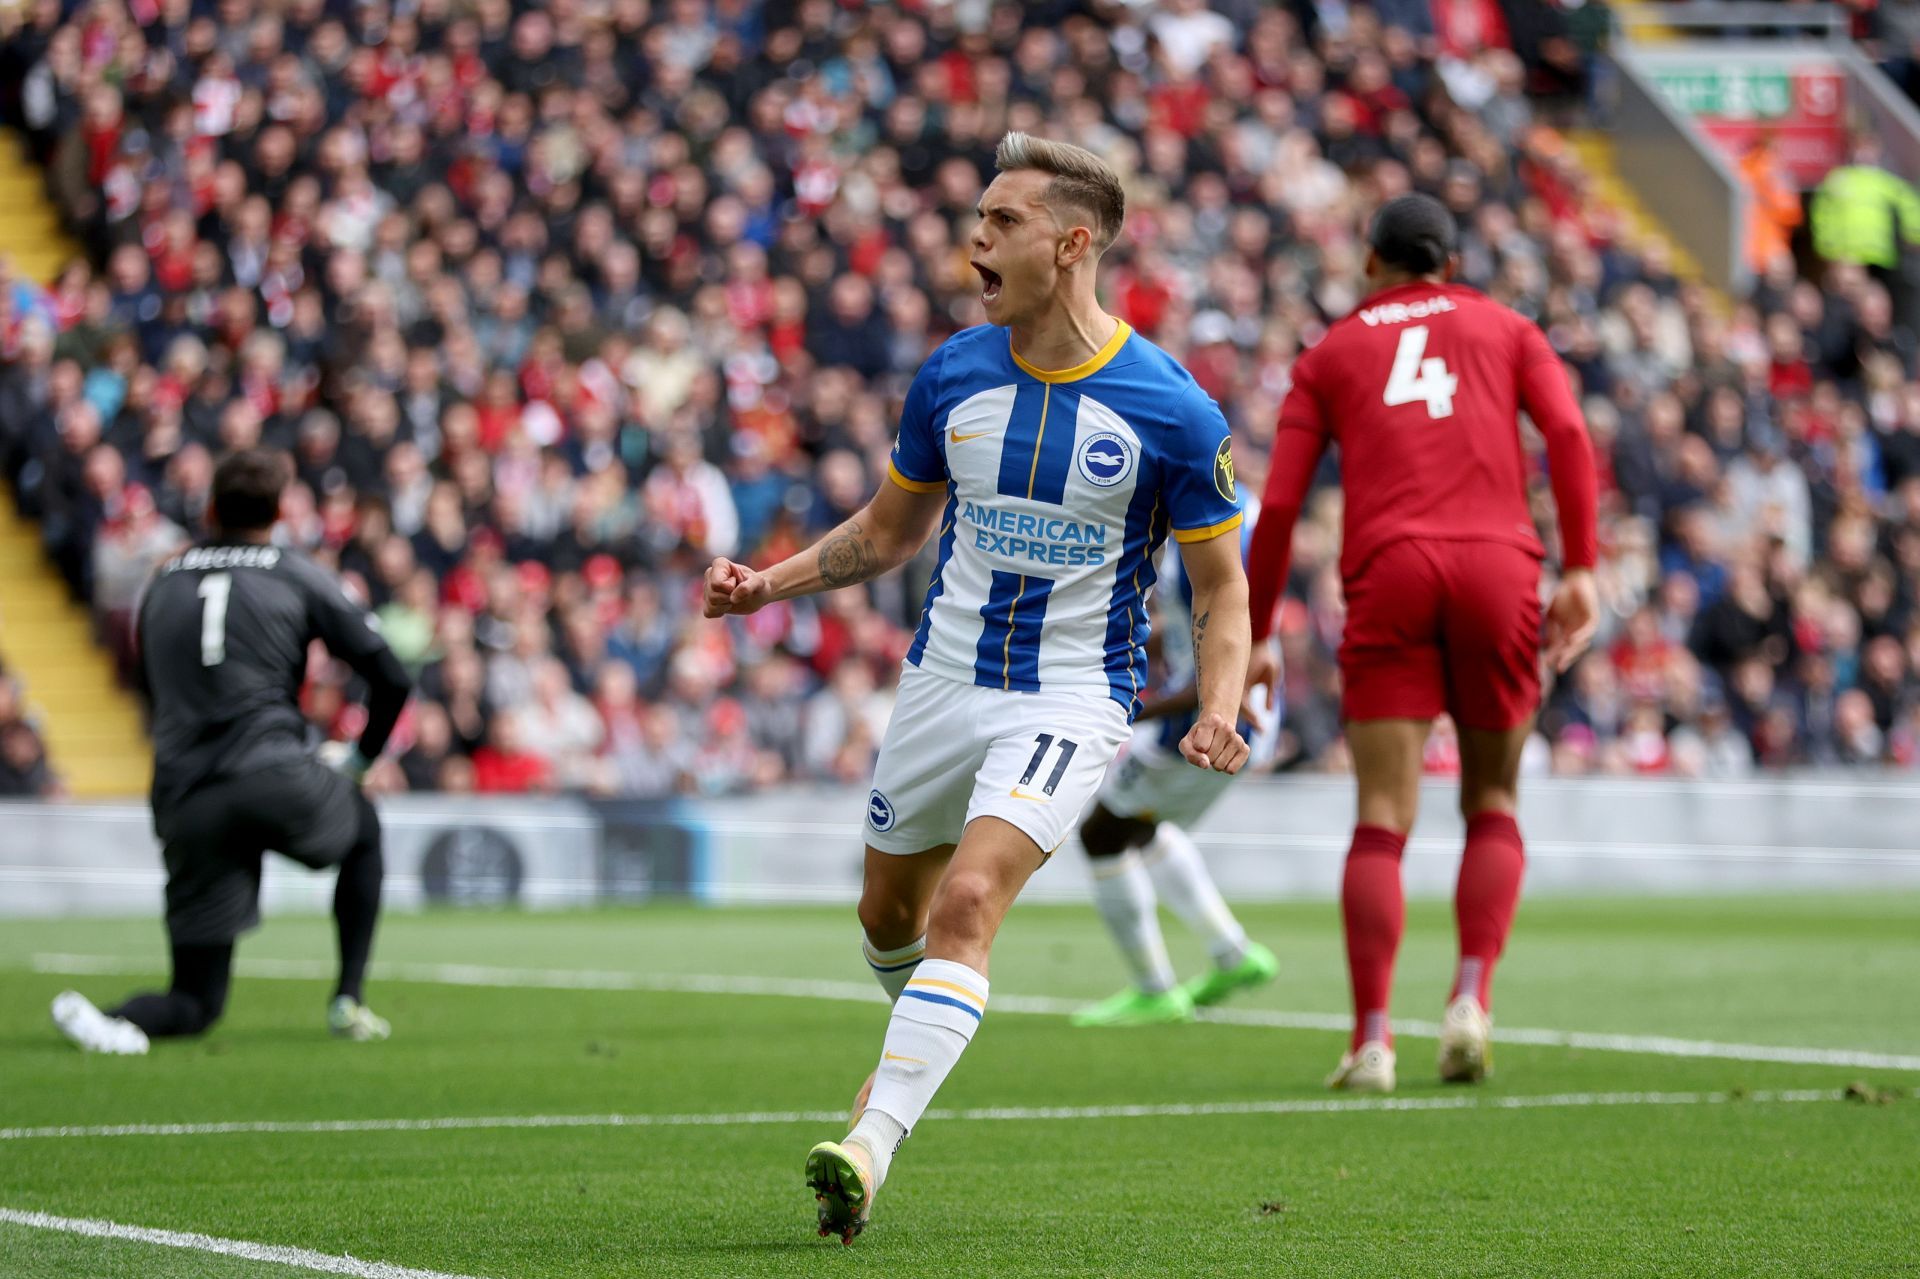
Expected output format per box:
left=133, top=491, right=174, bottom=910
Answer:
left=3, top=894, right=1918, bottom=1278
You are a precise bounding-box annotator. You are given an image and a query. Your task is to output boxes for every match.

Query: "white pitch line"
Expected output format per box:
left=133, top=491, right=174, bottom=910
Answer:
left=0, top=1206, right=491, bottom=1279
left=0, top=1089, right=1848, bottom=1143
left=30, top=952, right=1920, bottom=1073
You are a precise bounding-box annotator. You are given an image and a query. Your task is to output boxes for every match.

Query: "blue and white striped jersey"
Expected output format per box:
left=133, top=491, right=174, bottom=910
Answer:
left=888, top=321, right=1241, bottom=718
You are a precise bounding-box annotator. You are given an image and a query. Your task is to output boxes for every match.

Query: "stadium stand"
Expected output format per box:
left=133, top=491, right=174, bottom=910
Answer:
left=2, top=0, right=1919, bottom=797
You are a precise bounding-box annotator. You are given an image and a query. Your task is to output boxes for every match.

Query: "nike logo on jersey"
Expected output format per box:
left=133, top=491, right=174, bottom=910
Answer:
left=1006, top=787, right=1053, bottom=803
left=883, top=1051, right=928, bottom=1065
left=949, top=426, right=996, bottom=443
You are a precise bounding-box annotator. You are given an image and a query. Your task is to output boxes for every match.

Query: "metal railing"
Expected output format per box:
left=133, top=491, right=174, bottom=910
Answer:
left=1613, top=2, right=1853, bottom=43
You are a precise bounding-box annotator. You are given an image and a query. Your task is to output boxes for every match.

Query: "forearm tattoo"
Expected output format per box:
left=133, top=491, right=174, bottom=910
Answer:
left=1192, top=609, right=1210, bottom=695
left=818, top=520, right=881, bottom=588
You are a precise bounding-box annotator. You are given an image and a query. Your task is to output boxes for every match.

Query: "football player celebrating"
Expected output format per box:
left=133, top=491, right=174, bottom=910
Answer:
left=705, top=133, right=1252, bottom=1242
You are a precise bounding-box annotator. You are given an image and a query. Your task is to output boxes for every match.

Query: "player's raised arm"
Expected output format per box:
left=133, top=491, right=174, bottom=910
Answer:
left=1515, top=325, right=1601, bottom=672
left=708, top=345, right=954, bottom=618
left=703, top=475, right=947, bottom=617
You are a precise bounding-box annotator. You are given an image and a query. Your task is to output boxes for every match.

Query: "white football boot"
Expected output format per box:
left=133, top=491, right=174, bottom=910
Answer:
left=1438, top=995, right=1493, bottom=1083
left=327, top=996, right=391, bottom=1041
left=1326, top=1040, right=1396, bottom=1093
left=51, top=991, right=150, bottom=1055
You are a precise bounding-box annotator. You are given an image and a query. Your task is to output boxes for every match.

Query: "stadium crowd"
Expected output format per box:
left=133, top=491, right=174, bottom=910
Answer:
left=2, top=0, right=1919, bottom=797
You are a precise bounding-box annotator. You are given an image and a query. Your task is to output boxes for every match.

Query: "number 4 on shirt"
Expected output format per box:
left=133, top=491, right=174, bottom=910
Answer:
left=1383, top=326, right=1457, bottom=420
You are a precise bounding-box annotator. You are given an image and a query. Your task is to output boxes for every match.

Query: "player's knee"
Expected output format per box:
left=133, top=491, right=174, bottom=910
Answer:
left=1079, top=805, right=1150, bottom=859
left=857, top=883, right=920, bottom=943
left=175, top=989, right=227, bottom=1036
left=1356, top=792, right=1418, bottom=835
left=352, top=792, right=383, bottom=854
left=926, top=872, right=999, bottom=948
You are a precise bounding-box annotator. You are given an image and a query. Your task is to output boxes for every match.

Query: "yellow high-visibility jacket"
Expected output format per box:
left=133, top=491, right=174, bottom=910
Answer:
left=1811, top=163, right=1920, bottom=270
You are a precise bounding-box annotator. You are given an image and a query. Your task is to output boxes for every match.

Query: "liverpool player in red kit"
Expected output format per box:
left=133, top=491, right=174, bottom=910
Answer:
left=1246, top=195, right=1599, bottom=1092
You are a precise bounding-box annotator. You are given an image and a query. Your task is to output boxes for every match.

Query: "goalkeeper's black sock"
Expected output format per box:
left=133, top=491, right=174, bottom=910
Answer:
left=332, top=792, right=384, bottom=1005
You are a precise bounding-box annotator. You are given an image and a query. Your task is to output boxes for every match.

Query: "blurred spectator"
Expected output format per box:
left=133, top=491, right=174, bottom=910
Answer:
left=471, top=710, right=553, bottom=795
left=518, top=657, right=604, bottom=789
left=91, top=479, right=186, bottom=672
left=0, top=720, right=59, bottom=796
left=1740, top=133, right=1802, bottom=279
left=0, top=672, right=61, bottom=798
left=1812, top=136, right=1920, bottom=275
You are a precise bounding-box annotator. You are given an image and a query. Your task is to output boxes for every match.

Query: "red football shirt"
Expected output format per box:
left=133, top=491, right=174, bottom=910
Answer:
left=1248, top=281, right=1597, bottom=641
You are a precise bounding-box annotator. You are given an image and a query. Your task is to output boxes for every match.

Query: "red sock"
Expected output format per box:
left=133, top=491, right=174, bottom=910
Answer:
left=1342, top=825, right=1407, bottom=1050
left=1453, top=811, right=1526, bottom=1010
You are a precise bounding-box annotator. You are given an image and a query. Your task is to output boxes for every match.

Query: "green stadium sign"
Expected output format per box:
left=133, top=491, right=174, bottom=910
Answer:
left=1649, top=67, right=1795, bottom=120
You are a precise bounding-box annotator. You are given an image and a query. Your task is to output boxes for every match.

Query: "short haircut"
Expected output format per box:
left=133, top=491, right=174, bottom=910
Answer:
left=212, top=447, right=292, bottom=533
left=994, top=131, right=1126, bottom=253
left=1368, top=194, right=1459, bottom=276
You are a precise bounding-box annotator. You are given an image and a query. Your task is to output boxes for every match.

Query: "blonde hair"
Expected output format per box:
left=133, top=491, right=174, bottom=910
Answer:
left=993, top=132, right=1126, bottom=253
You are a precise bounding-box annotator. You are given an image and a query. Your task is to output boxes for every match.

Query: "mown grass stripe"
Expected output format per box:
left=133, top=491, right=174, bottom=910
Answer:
left=29, top=953, right=1920, bottom=1072
left=0, top=1090, right=1850, bottom=1143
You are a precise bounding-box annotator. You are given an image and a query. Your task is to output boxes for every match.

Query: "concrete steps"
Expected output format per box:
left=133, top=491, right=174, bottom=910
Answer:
left=1566, top=129, right=1724, bottom=310
left=0, top=128, right=80, bottom=284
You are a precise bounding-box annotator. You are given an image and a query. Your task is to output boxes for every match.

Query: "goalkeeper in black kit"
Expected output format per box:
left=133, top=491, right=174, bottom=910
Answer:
left=52, top=449, right=412, bottom=1054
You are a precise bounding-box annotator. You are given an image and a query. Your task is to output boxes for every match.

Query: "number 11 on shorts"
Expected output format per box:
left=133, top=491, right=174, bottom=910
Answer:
left=1015, top=734, right=1079, bottom=800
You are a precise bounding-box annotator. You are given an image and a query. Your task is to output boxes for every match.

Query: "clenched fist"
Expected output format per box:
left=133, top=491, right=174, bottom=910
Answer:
left=703, top=558, right=774, bottom=618
left=1180, top=710, right=1250, bottom=774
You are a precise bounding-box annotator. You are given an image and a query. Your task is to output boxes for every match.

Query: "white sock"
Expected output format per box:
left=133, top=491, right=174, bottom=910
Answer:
left=848, top=1108, right=906, bottom=1189
left=862, top=958, right=989, bottom=1176
left=1143, top=822, right=1248, bottom=968
left=1088, top=851, right=1177, bottom=994
left=862, top=933, right=926, bottom=1002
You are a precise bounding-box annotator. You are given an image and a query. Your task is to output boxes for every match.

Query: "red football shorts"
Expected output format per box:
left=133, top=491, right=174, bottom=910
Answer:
left=1339, top=538, right=1543, bottom=731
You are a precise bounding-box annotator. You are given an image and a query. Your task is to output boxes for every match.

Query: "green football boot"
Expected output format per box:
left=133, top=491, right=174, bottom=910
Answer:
left=1069, top=985, right=1197, bottom=1027
left=1180, top=941, right=1279, bottom=1008
left=806, top=1138, right=876, bottom=1245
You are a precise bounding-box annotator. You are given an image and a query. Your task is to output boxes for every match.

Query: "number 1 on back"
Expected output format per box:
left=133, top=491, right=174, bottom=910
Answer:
left=198, top=572, right=231, bottom=667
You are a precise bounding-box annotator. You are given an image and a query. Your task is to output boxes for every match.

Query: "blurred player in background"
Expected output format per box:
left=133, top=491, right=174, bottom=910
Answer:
left=1246, top=195, right=1599, bottom=1093
left=52, top=449, right=411, bottom=1055
left=1073, top=498, right=1280, bottom=1027
left=704, top=133, right=1252, bottom=1243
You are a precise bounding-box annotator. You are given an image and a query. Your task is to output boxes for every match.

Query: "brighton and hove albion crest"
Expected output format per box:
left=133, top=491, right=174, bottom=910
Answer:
left=1077, top=431, right=1136, bottom=488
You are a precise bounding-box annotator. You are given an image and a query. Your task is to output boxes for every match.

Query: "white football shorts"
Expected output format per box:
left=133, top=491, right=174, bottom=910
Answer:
left=864, top=665, right=1131, bottom=856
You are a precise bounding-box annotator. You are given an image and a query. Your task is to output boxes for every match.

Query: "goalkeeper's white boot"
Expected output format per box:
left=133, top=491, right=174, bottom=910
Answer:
left=1438, top=995, right=1493, bottom=1083
left=327, top=996, right=390, bottom=1042
left=51, top=991, right=149, bottom=1055
left=1326, top=1040, right=1396, bottom=1093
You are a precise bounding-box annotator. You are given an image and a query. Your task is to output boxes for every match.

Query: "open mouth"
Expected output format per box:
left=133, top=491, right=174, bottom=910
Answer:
left=973, top=261, right=1002, bottom=304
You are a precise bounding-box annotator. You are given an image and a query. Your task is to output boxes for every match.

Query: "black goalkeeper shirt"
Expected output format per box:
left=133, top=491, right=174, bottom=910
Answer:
left=137, top=541, right=400, bottom=817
